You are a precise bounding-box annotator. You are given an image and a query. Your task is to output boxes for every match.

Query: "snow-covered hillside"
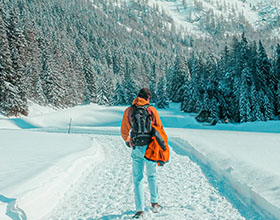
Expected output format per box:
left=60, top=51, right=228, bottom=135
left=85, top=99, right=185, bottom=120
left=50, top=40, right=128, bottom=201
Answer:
left=0, top=102, right=280, bottom=219
left=148, top=0, right=280, bottom=39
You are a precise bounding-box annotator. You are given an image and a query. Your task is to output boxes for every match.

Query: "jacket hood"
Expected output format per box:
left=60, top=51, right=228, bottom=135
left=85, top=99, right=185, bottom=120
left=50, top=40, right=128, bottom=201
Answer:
left=132, top=97, right=150, bottom=106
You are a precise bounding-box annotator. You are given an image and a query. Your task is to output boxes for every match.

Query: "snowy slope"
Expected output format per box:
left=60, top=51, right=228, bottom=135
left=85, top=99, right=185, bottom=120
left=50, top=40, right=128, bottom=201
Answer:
left=0, top=102, right=280, bottom=219
left=148, top=0, right=280, bottom=38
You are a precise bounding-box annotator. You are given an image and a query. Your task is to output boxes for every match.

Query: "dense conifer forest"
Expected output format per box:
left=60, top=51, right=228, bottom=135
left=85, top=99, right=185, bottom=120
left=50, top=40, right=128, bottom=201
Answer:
left=0, top=0, right=185, bottom=115
left=179, top=36, right=280, bottom=123
left=0, top=0, right=280, bottom=123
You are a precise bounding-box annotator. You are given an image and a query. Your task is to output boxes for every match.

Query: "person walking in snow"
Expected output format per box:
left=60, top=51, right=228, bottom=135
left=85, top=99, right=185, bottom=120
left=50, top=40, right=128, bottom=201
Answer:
left=121, top=88, right=169, bottom=219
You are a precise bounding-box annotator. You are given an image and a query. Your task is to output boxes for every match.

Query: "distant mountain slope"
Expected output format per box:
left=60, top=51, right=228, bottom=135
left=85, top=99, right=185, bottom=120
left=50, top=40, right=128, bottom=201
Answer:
left=147, top=0, right=280, bottom=41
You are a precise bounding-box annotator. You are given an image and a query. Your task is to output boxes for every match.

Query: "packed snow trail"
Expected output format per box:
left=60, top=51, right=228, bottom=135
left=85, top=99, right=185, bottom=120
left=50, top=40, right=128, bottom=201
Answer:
left=42, top=135, right=244, bottom=220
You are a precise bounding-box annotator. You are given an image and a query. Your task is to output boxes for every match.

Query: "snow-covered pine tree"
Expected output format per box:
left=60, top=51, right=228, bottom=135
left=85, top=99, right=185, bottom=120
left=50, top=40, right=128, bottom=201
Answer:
left=96, top=79, right=109, bottom=106
left=238, top=34, right=255, bottom=122
left=276, top=44, right=280, bottom=116
left=0, top=6, right=28, bottom=116
left=0, top=5, right=12, bottom=105
left=149, top=62, right=158, bottom=104
left=181, top=78, right=190, bottom=112
left=184, top=54, right=203, bottom=113
left=255, top=41, right=275, bottom=119
left=22, top=19, right=46, bottom=105
left=96, top=72, right=114, bottom=106
left=83, top=56, right=97, bottom=104
left=182, top=78, right=201, bottom=113
left=231, top=75, right=241, bottom=122
left=155, top=76, right=169, bottom=109
left=250, top=83, right=263, bottom=121
left=217, top=44, right=232, bottom=121
left=271, top=44, right=280, bottom=116
left=256, top=40, right=271, bottom=92
left=230, top=36, right=242, bottom=77
left=276, top=44, right=280, bottom=80
left=248, top=41, right=258, bottom=83
left=200, top=91, right=211, bottom=116
left=208, top=86, right=220, bottom=120
left=122, top=71, right=138, bottom=105
left=277, top=80, right=280, bottom=117
left=170, top=55, right=189, bottom=102
left=239, top=66, right=253, bottom=122
left=113, top=81, right=126, bottom=105
left=240, top=32, right=249, bottom=69
left=41, top=39, right=66, bottom=107
left=112, top=46, right=125, bottom=78
left=263, top=93, right=273, bottom=121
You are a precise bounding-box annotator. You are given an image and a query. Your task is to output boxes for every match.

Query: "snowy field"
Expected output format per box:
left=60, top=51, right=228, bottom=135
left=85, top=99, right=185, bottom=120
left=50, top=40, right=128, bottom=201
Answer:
left=0, top=102, right=280, bottom=220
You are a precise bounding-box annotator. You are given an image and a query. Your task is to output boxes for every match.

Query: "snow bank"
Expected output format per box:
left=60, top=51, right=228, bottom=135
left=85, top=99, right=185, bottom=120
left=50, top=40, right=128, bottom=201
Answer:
left=168, top=128, right=280, bottom=219
left=0, top=130, right=104, bottom=220
left=12, top=103, right=125, bottom=129
left=18, top=138, right=104, bottom=220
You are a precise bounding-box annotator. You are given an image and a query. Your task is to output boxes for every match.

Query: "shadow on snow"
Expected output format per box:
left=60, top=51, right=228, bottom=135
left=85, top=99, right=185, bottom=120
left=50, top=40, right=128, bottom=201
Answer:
left=0, top=195, right=27, bottom=220
left=90, top=210, right=134, bottom=219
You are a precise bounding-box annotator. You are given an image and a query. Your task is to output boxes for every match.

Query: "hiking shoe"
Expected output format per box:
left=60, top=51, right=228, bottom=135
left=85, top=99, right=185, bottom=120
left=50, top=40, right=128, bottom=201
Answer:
left=151, top=203, right=162, bottom=213
left=132, top=211, right=144, bottom=219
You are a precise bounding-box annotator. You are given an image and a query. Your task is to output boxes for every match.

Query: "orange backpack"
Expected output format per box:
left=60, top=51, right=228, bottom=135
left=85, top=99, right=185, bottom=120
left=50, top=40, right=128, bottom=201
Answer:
left=144, top=125, right=169, bottom=166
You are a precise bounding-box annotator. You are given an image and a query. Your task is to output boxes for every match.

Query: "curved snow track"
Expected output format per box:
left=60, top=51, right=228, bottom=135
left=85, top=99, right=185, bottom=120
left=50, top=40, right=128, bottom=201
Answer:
left=42, top=135, right=245, bottom=220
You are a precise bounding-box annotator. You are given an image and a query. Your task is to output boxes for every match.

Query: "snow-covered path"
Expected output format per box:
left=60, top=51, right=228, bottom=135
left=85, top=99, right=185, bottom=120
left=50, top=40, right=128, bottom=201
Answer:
left=42, top=135, right=244, bottom=220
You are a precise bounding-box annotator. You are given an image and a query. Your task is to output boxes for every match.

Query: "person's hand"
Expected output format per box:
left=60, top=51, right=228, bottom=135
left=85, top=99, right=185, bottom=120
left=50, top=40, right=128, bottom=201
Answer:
left=125, top=139, right=133, bottom=148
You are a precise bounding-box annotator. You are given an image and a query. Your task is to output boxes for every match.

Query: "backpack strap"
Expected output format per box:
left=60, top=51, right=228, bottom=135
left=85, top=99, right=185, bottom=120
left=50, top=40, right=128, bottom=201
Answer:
left=146, top=106, right=155, bottom=126
left=127, top=106, right=134, bottom=126
left=129, top=104, right=155, bottom=127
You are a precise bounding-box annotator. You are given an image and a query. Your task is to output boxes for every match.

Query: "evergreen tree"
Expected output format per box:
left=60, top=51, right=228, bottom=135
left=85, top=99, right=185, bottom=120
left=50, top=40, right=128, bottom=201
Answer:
left=240, top=32, right=250, bottom=69
left=250, top=83, right=262, bottom=121
left=155, top=76, right=169, bottom=109
left=170, top=55, right=189, bottom=102
left=239, top=67, right=252, bottom=122
left=149, top=62, right=158, bottom=104
left=0, top=6, right=13, bottom=107
left=0, top=6, right=27, bottom=115
left=181, top=77, right=190, bottom=112
left=271, top=44, right=280, bottom=116
left=23, top=20, right=46, bottom=104
left=248, top=41, right=258, bottom=82
left=96, top=73, right=114, bottom=105
left=96, top=79, right=109, bottom=105
left=231, top=75, right=241, bottom=122
left=277, top=80, right=280, bottom=116
left=201, top=91, right=211, bottom=112
left=230, top=36, right=242, bottom=77
left=263, top=93, right=273, bottom=121
left=255, top=40, right=271, bottom=92
left=41, top=39, right=66, bottom=107
left=123, top=71, right=138, bottom=104
left=276, top=44, right=280, bottom=80
left=218, top=45, right=233, bottom=121
left=83, top=56, right=97, bottom=104
left=113, top=81, right=126, bottom=105
left=181, top=78, right=201, bottom=113
left=112, top=46, right=125, bottom=77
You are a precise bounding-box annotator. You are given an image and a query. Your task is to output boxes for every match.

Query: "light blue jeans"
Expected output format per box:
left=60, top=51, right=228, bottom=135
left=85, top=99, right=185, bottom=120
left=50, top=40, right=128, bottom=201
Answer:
left=131, top=146, right=158, bottom=212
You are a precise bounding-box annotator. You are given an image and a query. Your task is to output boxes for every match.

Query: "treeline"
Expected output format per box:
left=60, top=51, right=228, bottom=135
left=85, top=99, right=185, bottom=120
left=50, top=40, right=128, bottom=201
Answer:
left=1, top=0, right=280, bottom=124
left=169, top=34, right=280, bottom=123
left=0, top=0, right=190, bottom=116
